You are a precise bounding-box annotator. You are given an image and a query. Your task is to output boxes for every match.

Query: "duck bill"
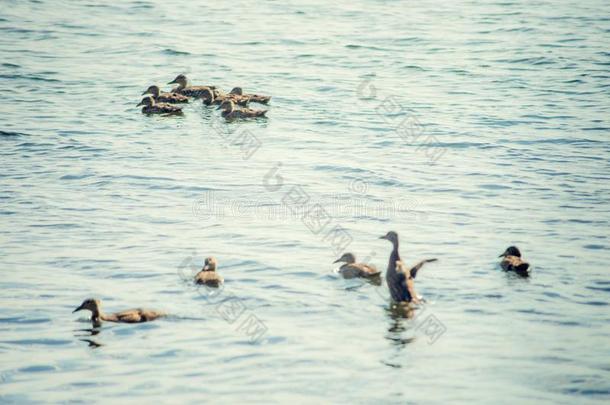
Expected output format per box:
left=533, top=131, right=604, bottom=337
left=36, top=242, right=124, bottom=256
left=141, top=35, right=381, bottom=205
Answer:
left=136, top=101, right=144, bottom=107
left=167, top=79, right=177, bottom=85
left=379, top=235, right=388, bottom=240
left=141, top=90, right=150, bottom=96
left=73, top=304, right=84, bottom=313
left=216, top=105, right=223, bottom=110
left=333, top=258, right=341, bottom=264
left=498, top=251, right=507, bottom=258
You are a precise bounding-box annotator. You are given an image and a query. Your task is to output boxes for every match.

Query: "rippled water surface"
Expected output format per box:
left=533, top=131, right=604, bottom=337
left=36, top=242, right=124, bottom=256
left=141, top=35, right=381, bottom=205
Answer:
left=1, top=0, right=610, bottom=402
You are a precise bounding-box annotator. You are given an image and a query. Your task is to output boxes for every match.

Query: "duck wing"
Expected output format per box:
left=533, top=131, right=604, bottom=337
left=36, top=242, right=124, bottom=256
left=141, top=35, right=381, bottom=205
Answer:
left=155, top=103, right=183, bottom=114
left=179, top=86, right=216, bottom=98
left=339, top=263, right=379, bottom=278
left=409, top=258, right=438, bottom=279
left=247, top=94, right=271, bottom=104
left=158, top=92, right=189, bottom=103
left=239, top=108, right=267, bottom=118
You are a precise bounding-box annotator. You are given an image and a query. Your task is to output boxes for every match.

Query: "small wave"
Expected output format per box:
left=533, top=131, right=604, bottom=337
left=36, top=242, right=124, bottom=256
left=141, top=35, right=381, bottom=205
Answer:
left=162, top=48, right=191, bottom=56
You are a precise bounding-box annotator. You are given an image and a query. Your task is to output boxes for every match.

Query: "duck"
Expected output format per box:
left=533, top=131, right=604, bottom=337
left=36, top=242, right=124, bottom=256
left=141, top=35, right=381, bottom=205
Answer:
left=195, top=256, right=223, bottom=287
left=137, top=95, right=183, bottom=114
left=217, top=100, right=267, bottom=120
left=230, top=87, right=271, bottom=104
left=498, top=246, right=530, bottom=276
left=168, top=74, right=218, bottom=98
left=380, top=231, right=437, bottom=303
left=73, top=298, right=165, bottom=327
left=333, top=252, right=380, bottom=279
left=199, top=88, right=250, bottom=107
left=142, top=85, right=189, bottom=103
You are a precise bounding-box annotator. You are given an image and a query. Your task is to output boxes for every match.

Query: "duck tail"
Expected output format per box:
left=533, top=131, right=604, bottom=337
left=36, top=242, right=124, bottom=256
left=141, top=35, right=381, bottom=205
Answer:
left=516, top=262, right=530, bottom=276
left=257, top=110, right=268, bottom=117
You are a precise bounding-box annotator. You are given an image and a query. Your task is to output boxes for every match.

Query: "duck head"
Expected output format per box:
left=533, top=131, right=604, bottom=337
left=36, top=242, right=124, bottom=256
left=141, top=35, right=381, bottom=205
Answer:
left=499, top=246, right=521, bottom=258
left=333, top=252, right=356, bottom=264
left=202, top=256, right=217, bottom=272
left=229, top=87, right=243, bottom=96
left=217, top=100, right=235, bottom=113
left=199, top=88, right=215, bottom=105
left=380, top=231, right=399, bottom=246
left=73, top=298, right=101, bottom=314
left=137, top=95, right=155, bottom=108
left=168, top=74, right=188, bottom=89
left=142, top=85, right=161, bottom=97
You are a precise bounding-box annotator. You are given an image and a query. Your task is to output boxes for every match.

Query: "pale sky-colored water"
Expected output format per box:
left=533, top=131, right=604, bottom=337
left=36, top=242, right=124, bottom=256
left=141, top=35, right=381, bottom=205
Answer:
left=1, top=0, right=609, bottom=402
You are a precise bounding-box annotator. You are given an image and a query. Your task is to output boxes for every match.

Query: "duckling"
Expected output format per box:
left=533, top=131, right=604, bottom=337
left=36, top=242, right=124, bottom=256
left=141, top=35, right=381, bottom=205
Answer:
left=498, top=246, right=530, bottom=276
left=199, top=88, right=250, bottom=107
left=380, top=231, right=437, bottom=303
left=230, top=87, right=271, bottom=104
left=195, top=256, right=223, bottom=287
left=142, top=85, right=189, bottom=103
left=73, top=298, right=165, bottom=326
left=333, top=252, right=380, bottom=279
left=217, top=100, right=267, bottom=120
left=137, top=95, right=183, bottom=114
left=168, top=74, right=217, bottom=98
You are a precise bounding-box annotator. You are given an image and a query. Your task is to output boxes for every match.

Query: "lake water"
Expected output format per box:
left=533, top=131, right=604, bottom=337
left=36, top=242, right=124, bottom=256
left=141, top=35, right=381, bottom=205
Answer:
left=1, top=0, right=609, bottom=402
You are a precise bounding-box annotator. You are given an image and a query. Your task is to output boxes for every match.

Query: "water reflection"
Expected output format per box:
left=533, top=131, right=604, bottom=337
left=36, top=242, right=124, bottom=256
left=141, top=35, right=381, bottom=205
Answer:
left=74, top=327, right=102, bottom=348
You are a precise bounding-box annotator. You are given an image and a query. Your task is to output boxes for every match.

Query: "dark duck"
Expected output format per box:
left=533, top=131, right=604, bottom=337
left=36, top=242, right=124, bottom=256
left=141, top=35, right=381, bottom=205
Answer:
left=137, top=95, right=183, bottom=114
left=142, top=85, right=189, bottom=103
left=498, top=246, right=530, bottom=276
left=380, top=231, right=437, bottom=303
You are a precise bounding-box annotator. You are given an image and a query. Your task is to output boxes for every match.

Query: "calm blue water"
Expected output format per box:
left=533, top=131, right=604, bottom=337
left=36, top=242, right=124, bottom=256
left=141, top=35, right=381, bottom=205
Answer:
left=1, top=0, right=610, bottom=402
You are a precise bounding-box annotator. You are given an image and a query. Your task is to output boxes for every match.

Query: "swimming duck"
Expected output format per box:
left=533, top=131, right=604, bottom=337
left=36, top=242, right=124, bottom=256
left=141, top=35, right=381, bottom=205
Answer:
left=195, top=256, right=223, bottom=287
left=230, top=87, right=271, bottom=104
left=199, top=88, right=250, bottom=107
left=217, top=100, right=267, bottom=120
left=168, top=74, right=217, bottom=98
left=137, top=95, right=183, bottom=114
left=73, top=298, right=165, bottom=327
left=498, top=246, right=530, bottom=276
left=142, top=85, right=189, bottom=103
left=333, top=252, right=380, bottom=279
left=380, top=231, right=437, bottom=303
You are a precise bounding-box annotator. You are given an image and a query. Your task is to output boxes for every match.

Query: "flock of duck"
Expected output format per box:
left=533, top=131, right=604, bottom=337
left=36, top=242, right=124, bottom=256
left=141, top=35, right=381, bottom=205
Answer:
left=73, top=229, right=530, bottom=325
left=73, top=73, right=532, bottom=325
left=137, top=74, right=270, bottom=120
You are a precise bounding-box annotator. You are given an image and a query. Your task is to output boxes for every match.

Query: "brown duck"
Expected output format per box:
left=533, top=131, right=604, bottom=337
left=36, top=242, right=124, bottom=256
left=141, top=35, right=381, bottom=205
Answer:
left=199, top=88, right=250, bottom=107
left=498, top=246, right=530, bottom=276
left=73, top=298, right=165, bottom=327
left=333, top=252, right=380, bottom=279
left=380, top=231, right=437, bottom=303
left=230, top=87, right=271, bottom=104
left=217, top=100, right=267, bottom=120
left=142, top=85, right=189, bottom=103
left=168, top=74, right=217, bottom=98
left=195, top=256, right=224, bottom=287
left=137, top=95, right=183, bottom=114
